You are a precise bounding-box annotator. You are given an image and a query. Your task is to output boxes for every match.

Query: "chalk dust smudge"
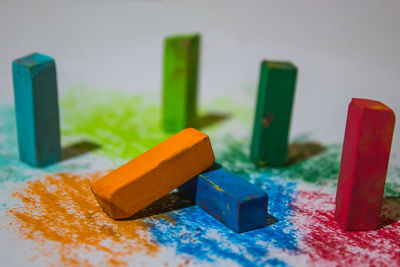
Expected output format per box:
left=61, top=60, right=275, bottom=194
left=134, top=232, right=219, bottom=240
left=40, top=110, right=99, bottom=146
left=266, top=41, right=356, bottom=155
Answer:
left=215, top=136, right=341, bottom=186
left=291, top=191, right=400, bottom=266
left=7, top=171, right=160, bottom=266
left=385, top=166, right=400, bottom=197
left=61, top=86, right=172, bottom=161
left=60, top=86, right=252, bottom=163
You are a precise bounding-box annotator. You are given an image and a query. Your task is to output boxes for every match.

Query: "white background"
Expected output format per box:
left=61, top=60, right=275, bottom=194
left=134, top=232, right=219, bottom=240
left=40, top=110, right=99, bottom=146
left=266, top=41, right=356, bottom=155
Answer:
left=1, top=0, right=399, bottom=151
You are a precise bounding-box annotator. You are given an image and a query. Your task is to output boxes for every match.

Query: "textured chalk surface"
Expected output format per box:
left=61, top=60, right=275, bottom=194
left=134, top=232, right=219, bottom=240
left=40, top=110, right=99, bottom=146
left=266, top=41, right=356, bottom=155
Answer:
left=180, top=164, right=269, bottom=233
left=12, top=53, right=61, bottom=167
left=251, top=60, right=297, bottom=167
left=335, top=98, right=395, bottom=230
left=162, top=33, right=200, bottom=132
left=91, top=128, right=215, bottom=219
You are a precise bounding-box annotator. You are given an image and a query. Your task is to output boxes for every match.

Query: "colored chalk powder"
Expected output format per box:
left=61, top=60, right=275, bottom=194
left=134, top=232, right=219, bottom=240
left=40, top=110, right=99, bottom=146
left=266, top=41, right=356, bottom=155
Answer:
left=335, top=98, right=395, bottom=231
left=91, top=128, right=215, bottom=219
left=250, top=60, right=297, bottom=167
left=162, top=33, right=200, bottom=132
left=180, top=164, right=269, bottom=233
left=12, top=53, right=61, bottom=167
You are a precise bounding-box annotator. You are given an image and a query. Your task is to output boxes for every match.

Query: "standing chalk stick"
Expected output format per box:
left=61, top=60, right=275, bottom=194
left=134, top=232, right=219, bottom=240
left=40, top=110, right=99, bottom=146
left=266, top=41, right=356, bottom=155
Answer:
left=12, top=53, right=61, bottom=167
left=162, top=33, right=200, bottom=132
left=180, top=163, right=269, bottom=233
left=335, top=98, right=395, bottom=231
left=250, top=60, right=297, bottom=167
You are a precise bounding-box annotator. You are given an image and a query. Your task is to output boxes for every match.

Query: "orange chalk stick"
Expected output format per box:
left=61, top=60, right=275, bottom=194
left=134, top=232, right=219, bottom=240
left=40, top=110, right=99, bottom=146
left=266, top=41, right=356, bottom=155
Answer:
left=91, top=128, right=215, bottom=219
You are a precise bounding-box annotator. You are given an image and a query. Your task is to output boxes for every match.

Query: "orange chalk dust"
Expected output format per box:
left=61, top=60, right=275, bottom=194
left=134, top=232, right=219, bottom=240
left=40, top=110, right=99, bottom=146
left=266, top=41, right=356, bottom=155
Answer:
left=7, top=171, right=161, bottom=266
left=91, top=128, right=215, bottom=219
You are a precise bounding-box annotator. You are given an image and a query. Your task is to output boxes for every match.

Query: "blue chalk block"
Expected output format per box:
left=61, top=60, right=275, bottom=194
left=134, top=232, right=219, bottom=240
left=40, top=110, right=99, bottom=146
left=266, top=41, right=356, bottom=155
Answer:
left=180, top=164, right=269, bottom=233
left=179, top=163, right=222, bottom=202
left=12, top=53, right=61, bottom=167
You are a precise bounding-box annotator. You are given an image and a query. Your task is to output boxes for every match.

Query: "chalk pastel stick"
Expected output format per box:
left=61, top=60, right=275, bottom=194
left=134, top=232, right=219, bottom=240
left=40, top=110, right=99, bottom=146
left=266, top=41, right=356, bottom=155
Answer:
left=91, top=128, right=215, bottom=219
left=178, top=163, right=221, bottom=203
left=250, top=60, right=297, bottom=167
left=162, top=33, right=200, bottom=132
left=335, top=98, right=395, bottom=231
left=180, top=164, right=269, bottom=233
left=12, top=53, right=61, bottom=167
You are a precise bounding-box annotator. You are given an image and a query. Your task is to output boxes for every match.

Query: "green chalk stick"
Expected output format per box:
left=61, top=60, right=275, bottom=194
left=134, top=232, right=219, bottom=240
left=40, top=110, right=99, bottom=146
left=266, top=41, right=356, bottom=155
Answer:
left=162, top=33, right=200, bottom=132
left=250, top=60, right=298, bottom=167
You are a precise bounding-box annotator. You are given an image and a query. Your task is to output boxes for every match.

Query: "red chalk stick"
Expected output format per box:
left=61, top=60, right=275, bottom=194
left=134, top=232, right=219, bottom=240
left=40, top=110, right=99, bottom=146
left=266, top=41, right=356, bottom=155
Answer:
left=335, top=98, right=395, bottom=231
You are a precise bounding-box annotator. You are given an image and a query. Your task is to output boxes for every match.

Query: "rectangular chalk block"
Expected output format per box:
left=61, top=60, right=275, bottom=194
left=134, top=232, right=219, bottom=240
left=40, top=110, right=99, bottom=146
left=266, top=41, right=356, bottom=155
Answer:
left=251, top=60, right=297, bottom=167
left=91, top=128, right=215, bottom=219
left=12, top=53, right=61, bottom=167
left=335, top=98, right=395, bottom=231
left=180, top=164, right=269, bottom=233
left=162, top=33, right=200, bottom=132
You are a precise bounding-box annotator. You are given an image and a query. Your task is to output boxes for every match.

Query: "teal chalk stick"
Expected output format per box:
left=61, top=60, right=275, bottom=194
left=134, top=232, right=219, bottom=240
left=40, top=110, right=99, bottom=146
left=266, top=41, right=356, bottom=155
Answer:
left=162, top=33, right=200, bottom=132
left=12, top=53, right=61, bottom=167
left=250, top=60, right=297, bottom=167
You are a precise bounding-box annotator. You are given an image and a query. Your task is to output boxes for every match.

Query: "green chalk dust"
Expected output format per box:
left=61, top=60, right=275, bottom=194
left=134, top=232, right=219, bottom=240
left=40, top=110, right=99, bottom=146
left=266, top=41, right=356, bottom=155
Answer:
left=61, top=86, right=172, bottom=161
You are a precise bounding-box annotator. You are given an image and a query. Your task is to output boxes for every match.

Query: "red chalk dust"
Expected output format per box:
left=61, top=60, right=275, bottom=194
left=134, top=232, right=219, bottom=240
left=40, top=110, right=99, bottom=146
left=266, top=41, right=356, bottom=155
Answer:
left=291, top=190, right=400, bottom=266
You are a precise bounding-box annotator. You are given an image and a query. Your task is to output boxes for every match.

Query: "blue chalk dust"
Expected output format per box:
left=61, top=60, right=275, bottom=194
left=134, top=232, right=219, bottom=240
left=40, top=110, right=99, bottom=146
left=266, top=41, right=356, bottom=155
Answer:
left=146, top=172, right=299, bottom=267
